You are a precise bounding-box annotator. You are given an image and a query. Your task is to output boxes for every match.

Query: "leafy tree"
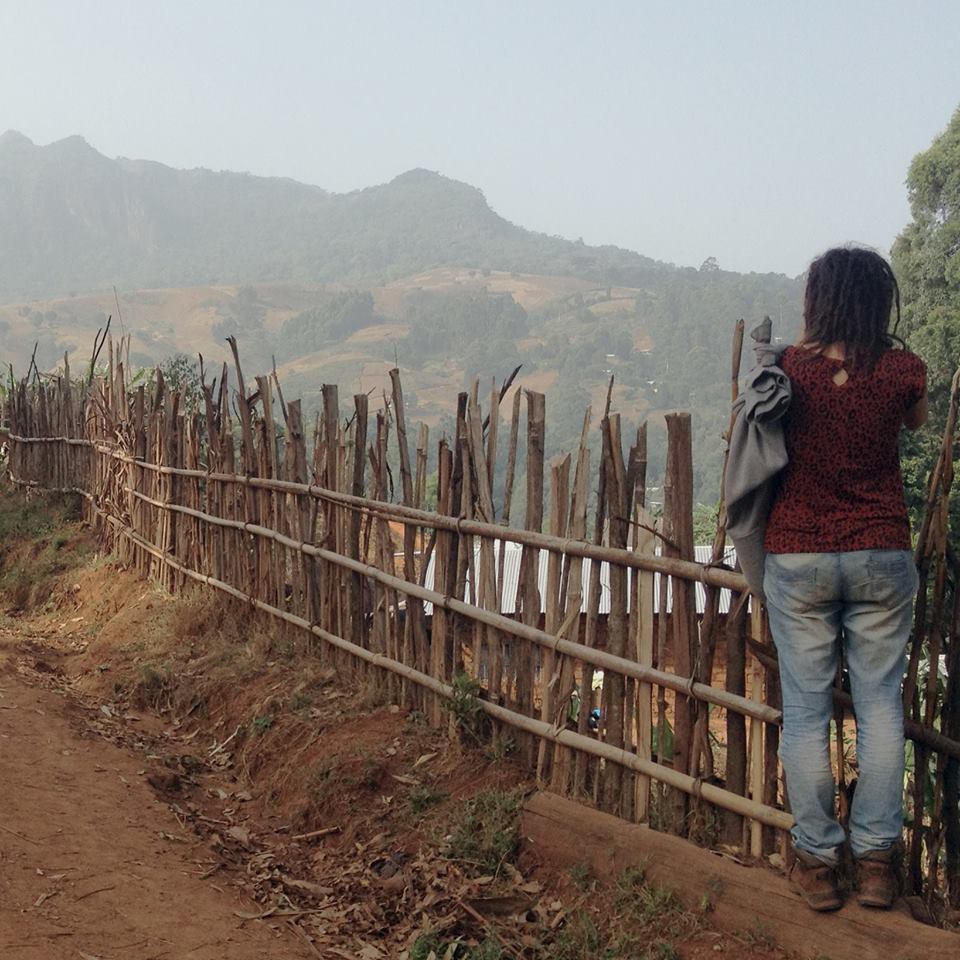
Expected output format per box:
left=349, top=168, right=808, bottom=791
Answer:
left=158, top=353, right=202, bottom=407
left=402, top=288, right=529, bottom=367
left=212, top=286, right=265, bottom=341
left=693, top=502, right=720, bottom=544
left=280, top=290, right=379, bottom=357
left=892, top=105, right=960, bottom=529
left=611, top=329, right=634, bottom=360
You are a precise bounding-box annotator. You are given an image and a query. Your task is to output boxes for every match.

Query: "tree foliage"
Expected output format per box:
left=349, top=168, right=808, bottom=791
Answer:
left=892, top=105, right=960, bottom=529
left=280, top=290, right=379, bottom=357
left=212, top=286, right=265, bottom=341
left=401, top=289, right=529, bottom=367
left=157, top=353, right=202, bottom=408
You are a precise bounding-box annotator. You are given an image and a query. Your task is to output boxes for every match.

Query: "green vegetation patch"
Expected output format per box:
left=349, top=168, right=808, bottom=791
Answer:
left=444, top=672, right=491, bottom=743
left=443, top=790, right=522, bottom=876
left=410, top=933, right=504, bottom=960
left=0, top=488, right=82, bottom=542
left=0, top=488, right=90, bottom=610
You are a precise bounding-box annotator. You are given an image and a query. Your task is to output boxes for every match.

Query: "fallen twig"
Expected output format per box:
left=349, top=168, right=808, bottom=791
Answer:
left=290, top=825, right=341, bottom=842
left=234, top=905, right=330, bottom=921
left=286, top=918, right=323, bottom=958
left=209, top=724, right=242, bottom=756
left=74, top=884, right=116, bottom=902
left=0, top=823, right=41, bottom=845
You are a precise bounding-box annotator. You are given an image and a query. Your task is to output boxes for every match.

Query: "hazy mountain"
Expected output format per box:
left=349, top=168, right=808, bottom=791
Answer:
left=0, top=131, right=671, bottom=301
left=0, top=132, right=804, bottom=502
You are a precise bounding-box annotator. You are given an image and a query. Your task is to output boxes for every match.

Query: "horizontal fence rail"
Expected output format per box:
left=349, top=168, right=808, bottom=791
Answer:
left=4, top=432, right=747, bottom=591
left=15, top=450, right=959, bottom=760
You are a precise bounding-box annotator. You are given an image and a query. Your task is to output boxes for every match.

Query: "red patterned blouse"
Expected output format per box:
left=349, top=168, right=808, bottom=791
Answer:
left=764, top=345, right=926, bottom=554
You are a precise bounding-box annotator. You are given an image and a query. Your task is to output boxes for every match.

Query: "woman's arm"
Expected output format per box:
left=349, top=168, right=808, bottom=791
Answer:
left=904, top=391, right=928, bottom=430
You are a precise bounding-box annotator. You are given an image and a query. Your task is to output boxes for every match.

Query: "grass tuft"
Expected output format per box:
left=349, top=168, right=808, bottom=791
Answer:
left=443, top=790, right=521, bottom=876
left=131, top=663, right=176, bottom=711
left=444, top=672, right=490, bottom=742
left=409, top=783, right=448, bottom=816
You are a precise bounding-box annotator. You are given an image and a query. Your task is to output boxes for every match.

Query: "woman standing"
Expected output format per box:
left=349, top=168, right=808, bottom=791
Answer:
left=763, top=247, right=927, bottom=912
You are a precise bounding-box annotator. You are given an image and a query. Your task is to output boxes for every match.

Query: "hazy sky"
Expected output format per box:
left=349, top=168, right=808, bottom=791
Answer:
left=4, top=1, right=959, bottom=276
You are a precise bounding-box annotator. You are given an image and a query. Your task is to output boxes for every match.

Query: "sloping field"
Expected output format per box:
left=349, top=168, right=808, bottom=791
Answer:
left=378, top=266, right=598, bottom=312
left=588, top=297, right=638, bottom=316
left=0, top=284, right=306, bottom=373
left=0, top=268, right=654, bottom=433
left=1, top=268, right=615, bottom=370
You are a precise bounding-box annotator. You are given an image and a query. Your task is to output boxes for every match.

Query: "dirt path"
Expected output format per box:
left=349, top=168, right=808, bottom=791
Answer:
left=0, top=489, right=814, bottom=960
left=0, top=634, right=313, bottom=960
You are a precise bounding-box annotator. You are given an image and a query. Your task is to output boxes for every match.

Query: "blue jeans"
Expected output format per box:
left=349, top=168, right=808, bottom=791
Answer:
left=764, top=550, right=917, bottom=864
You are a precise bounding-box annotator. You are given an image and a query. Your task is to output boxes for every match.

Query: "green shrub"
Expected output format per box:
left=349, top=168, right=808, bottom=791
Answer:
left=444, top=790, right=521, bottom=875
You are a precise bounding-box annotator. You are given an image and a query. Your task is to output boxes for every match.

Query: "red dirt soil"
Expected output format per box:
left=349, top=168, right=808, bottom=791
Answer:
left=0, top=633, right=315, bottom=960
left=0, top=489, right=795, bottom=960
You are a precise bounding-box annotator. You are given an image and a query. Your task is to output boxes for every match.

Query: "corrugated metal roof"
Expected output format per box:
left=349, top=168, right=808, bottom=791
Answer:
left=420, top=542, right=740, bottom=616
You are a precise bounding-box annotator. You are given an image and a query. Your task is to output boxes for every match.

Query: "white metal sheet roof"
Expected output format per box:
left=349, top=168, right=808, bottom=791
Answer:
left=419, top=542, right=739, bottom=617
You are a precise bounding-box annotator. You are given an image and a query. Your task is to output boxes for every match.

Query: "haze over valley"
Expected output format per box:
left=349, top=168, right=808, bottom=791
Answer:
left=0, top=131, right=805, bottom=501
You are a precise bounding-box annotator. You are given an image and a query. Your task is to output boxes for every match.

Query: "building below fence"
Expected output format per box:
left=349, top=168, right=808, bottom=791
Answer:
left=417, top=540, right=742, bottom=672
left=419, top=542, right=740, bottom=617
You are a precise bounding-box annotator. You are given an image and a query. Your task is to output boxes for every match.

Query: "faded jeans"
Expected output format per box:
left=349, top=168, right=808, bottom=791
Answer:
left=764, top=550, right=917, bottom=864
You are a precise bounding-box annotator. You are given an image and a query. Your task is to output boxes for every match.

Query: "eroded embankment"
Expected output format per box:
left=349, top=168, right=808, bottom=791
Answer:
left=0, top=485, right=791, bottom=959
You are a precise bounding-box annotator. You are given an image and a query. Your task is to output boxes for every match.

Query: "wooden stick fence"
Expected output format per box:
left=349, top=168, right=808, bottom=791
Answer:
left=4, top=335, right=958, bottom=909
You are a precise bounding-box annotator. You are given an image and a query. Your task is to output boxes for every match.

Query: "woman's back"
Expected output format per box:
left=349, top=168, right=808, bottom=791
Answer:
left=761, top=246, right=927, bottom=912
left=764, top=344, right=925, bottom=553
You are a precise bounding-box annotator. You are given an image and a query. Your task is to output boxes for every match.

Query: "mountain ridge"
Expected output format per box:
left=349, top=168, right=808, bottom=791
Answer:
left=0, top=131, right=683, bottom=302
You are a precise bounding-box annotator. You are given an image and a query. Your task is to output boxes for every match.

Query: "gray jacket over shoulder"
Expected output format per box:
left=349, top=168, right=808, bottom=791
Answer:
left=724, top=320, right=791, bottom=599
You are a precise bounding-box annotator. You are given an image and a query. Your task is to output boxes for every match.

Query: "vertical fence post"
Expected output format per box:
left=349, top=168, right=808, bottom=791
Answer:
left=748, top=602, right=765, bottom=857
left=518, top=391, right=545, bottom=766
left=576, top=410, right=608, bottom=800
left=430, top=439, right=455, bottom=725
left=663, top=412, right=697, bottom=833
left=634, top=503, right=656, bottom=822
left=391, top=369, right=426, bottom=710
left=601, top=413, right=631, bottom=817
left=497, top=389, right=522, bottom=709
left=536, top=453, right=570, bottom=784
left=349, top=393, right=369, bottom=658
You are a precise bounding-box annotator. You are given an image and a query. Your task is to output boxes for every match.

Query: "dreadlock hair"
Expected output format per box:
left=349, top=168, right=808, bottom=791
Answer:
left=801, top=246, right=902, bottom=371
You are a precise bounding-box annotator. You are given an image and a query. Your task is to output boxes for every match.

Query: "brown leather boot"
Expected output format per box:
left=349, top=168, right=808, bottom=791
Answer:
left=856, top=846, right=901, bottom=908
left=789, top=850, right=843, bottom=912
